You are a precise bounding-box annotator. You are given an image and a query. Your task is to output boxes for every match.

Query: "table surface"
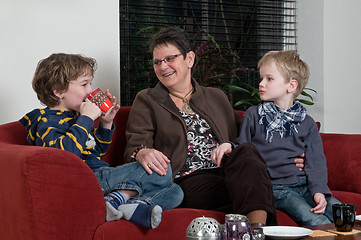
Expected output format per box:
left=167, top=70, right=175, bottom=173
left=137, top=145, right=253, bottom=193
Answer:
left=287, top=220, right=361, bottom=240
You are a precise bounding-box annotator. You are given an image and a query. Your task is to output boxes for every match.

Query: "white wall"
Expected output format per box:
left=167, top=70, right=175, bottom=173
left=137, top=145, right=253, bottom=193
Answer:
left=1, top=0, right=361, bottom=134
left=297, top=0, right=325, bottom=131
left=323, top=0, right=361, bottom=134
left=0, top=0, right=119, bottom=124
left=298, top=0, right=361, bottom=134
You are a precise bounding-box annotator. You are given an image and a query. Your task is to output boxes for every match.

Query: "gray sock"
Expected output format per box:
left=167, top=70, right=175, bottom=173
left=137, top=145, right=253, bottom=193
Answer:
left=105, top=201, right=123, bottom=221
left=118, top=203, right=162, bottom=229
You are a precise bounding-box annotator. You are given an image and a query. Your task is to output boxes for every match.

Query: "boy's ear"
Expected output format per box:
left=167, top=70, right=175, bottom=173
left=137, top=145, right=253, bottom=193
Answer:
left=287, top=79, right=298, bottom=94
left=53, top=89, right=64, bottom=99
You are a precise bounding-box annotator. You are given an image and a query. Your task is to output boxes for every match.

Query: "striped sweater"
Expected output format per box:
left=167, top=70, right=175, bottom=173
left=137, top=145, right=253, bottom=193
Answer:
left=19, top=108, right=112, bottom=169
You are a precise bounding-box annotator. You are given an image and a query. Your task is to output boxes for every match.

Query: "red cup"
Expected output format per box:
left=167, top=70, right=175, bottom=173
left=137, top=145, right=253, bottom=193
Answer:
left=86, top=88, right=114, bottom=116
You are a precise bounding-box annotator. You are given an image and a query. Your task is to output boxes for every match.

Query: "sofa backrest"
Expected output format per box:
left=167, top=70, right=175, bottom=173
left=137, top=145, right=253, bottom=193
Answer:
left=0, top=121, right=29, bottom=145
left=101, top=106, right=131, bottom=166
left=320, top=132, right=361, bottom=193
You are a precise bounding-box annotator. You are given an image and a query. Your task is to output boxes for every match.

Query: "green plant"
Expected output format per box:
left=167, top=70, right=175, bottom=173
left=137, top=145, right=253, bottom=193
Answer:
left=227, top=84, right=317, bottom=108
left=191, top=31, right=316, bottom=109
left=226, top=83, right=260, bottom=108
left=191, top=31, right=259, bottom=109
left=298, top=88, right=317, bottom=105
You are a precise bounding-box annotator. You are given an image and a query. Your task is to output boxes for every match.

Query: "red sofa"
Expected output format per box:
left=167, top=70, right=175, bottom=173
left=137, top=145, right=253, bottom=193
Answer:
left=1, top=106, right=361, bottom=240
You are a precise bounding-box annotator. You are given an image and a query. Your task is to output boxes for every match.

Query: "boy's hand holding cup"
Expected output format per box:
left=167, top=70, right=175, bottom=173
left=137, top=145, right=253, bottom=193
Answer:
left=86, top=88, right=114, bottom=116
left=80, top=101, right=102, bottom=120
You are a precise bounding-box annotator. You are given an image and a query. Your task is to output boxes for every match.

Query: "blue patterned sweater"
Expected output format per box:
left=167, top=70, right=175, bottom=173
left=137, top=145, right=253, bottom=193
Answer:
left=19, top=108, right=113, bottom=169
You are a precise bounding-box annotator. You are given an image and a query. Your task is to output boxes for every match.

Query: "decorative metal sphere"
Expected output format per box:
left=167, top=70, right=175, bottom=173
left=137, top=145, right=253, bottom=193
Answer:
left=186, top=216, right=222, bottom=240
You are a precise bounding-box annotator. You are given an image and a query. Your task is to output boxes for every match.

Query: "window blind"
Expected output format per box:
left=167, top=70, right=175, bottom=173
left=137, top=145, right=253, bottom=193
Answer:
left=119, top=0, right=297, bottom=107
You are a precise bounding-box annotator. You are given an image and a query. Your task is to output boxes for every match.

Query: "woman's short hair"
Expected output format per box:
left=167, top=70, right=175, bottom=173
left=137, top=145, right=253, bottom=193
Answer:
left=148, top=26, right=192, bottom=59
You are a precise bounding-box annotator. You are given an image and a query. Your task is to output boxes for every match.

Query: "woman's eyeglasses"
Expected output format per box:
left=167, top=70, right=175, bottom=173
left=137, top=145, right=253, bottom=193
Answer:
left=151, top=53, right=182, bottom=66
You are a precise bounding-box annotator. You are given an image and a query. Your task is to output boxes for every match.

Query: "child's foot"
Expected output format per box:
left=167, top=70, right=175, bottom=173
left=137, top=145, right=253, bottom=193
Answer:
left=118, top=203, right=163, bottom=229
left=104, top=190, right=127, bottom=221
left=105, top=201, right=123, bottom=221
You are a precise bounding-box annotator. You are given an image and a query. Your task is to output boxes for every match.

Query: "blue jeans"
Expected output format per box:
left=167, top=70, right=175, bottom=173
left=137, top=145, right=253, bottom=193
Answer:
left=93, top=162, right=184, bottom=210
left=273, top=177, right=341, bottom=226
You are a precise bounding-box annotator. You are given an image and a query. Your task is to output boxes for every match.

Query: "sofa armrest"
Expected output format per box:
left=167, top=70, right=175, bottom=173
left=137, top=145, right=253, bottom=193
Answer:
left=321, top=133, right=361, bottom=194
left=0, top=143, right=105, bottom=240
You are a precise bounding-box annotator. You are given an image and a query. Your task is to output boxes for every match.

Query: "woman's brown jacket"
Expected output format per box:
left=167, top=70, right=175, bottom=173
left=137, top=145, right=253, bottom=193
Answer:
left=124, top=80, right=241, bottom=178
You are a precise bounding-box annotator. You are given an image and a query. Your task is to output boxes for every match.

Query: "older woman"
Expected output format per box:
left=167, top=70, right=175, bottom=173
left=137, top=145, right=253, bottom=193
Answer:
left=125, top=26, right=279, bottom=224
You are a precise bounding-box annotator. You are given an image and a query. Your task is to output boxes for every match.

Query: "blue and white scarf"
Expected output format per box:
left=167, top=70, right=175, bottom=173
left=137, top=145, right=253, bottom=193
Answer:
left=258, top=101, right=307, bottom=143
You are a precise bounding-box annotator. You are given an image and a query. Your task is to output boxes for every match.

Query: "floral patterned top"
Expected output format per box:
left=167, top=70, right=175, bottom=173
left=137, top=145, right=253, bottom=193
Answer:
left=175, top=110, right=219, bottom=178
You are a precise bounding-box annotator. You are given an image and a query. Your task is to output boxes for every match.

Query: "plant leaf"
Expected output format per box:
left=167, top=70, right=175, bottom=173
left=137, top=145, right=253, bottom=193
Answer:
left=297, top=99, right=314, bottom=105
left=304, top=87, right=317, bottom=94
left=300, top=91, right=314, bottom=101
left=234, top=100, right=253, bottom=107
left=226, top=84, right=251, bottom=94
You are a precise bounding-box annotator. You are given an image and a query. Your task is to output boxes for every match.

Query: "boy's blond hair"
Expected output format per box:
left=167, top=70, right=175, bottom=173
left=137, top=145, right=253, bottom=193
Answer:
left=32, top=53, right=97, bottom=108
left=258, top=50, right=310, bottom=97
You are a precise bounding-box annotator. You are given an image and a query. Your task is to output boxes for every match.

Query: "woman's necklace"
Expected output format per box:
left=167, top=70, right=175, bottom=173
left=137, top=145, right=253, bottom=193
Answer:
left=169, top=88, right=194, bottom=114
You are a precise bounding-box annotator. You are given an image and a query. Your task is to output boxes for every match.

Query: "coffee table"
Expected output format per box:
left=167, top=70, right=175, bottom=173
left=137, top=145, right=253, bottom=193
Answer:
left=294, top=220, right=361, bottom=240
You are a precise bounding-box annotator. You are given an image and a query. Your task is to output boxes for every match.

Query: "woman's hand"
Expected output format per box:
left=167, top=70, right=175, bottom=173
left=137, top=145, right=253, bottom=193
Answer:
left=211, top=143, right=232, bottom=167
left=310, top=193, right=327, bottom=214
left=294, top=153, right=305, bottom=171
left=136, top=148, right=170, bottom=176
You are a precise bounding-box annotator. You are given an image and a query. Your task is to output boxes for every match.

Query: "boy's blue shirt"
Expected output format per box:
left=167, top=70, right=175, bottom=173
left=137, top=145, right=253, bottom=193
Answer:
left=19, top=108, right=113, bottom=169
left=235, top=104, right=331, bottom=197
